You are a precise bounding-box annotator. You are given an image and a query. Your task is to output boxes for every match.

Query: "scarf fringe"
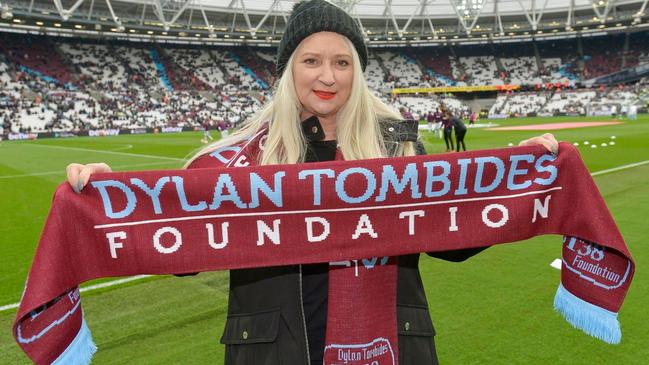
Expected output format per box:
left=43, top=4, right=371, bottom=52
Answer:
left=52, top=317, right=97, bottom=365
left=553, top=283, right=621, bottom=344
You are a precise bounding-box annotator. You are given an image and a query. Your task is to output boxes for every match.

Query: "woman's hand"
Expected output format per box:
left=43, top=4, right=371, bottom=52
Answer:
left=518, top=133, right=559, bottom=155
left=66, top=163, right=112, bottom=193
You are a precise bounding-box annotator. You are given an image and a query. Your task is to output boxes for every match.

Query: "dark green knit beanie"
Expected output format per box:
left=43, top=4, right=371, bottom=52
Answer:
left=275, top=0, right=368, bottom=77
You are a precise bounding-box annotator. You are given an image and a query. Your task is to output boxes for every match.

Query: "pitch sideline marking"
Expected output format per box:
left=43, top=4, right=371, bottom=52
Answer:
left=0, top=161, right=179, bottom=179
left=111, top=144, right=134, bottom=151
left=21, top=143, right=184, bottom=161
left=591, top=160, right=649, bottom=176
left=0, top=275, right=152, bottom=312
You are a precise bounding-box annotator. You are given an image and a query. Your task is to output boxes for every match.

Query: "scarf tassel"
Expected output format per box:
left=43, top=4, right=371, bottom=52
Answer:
left=553, top=283, right=621, bottom=344
left=52, top=317, right=97, bottom=365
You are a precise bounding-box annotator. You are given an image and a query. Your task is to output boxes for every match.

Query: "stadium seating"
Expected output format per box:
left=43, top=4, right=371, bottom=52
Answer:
left=1, top=31, right=647, bottom=132
left=410, top=47, right=456, bottom=86
left=390, top=94, right=468, bottom=120
left=365, top=58, right=387, bottom=91
left=583, top=35, right=625, bottom=79
left=59, top=43, right=133, bottom=91
left=489, top=92, right=548, bottom=116
left=0, top=34, right=73, bottom=85
left=501, top=57, right=542, bottom=85
left=376, top=51, right=424, bottom=88
left=166, top=47, right=226, bottom=89
left=542, top=90, right=596, bottom=115
left=457, top=56, right=503, bottom=86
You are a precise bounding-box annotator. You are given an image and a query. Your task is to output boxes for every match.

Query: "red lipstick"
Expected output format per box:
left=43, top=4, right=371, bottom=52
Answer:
left=314, top=90, right=336, bottom=100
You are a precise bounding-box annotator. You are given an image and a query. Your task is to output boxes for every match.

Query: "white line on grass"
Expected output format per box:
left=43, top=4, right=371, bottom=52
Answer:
left=591, top=160, right=649, bottom=176
left=112, top=144, right=134, bottom=151
left=22, top=143, right=184, bottom=161
left=0, top=161, right=180, bottom=179
left=0, top=275, right=152, bottom=312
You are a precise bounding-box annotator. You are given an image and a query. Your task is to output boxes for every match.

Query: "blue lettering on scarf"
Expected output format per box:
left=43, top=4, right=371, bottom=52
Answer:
left=209, top=146, right=241, bottom=164
left=130, top=177, right=171, bottom=214
left=248, top=171, right=285, bottom=208
left=474, top=156, right=505, bottom=193
left=335, top=168, right=376, bottom=204
left=90, top=180, right=137, bottom=219
left=454, top=158, right=472, bottom=195
left=209, top=173, right=247, bottom=209
left=299, top=169, right=335, bottom=205
left=534, top=154, right=558, bottom=185
left=423, top=161, right=451, bottom=197
left=375, top=163, right=422, bottom=202
left=507, top=154, right=535, bottom=190
left=172, top=176, right=208, bottom=212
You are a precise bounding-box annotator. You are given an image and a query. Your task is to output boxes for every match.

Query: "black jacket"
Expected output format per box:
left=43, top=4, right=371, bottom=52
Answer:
left=219, top=119, right=484, bottom=364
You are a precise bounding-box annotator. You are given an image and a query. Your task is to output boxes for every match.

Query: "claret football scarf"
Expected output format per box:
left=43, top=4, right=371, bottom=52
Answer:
left=13, top=139, right=634, bottom=365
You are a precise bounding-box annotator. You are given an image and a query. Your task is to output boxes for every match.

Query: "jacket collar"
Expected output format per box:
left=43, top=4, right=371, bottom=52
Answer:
left=301, top=117, right=419, bottom=143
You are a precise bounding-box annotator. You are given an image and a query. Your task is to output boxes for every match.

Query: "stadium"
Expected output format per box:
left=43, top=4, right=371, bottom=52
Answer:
left=0, top=0, right=647, bottom=363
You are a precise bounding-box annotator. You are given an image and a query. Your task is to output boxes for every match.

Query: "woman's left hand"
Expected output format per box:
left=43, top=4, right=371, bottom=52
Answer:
left=518, top=133, right=559, bottom=155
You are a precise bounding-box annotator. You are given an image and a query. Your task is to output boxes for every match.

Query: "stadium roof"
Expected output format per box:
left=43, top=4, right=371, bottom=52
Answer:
left=1, top=0, right=648, bottom=44
left=195, top=0, right=639, bottom=18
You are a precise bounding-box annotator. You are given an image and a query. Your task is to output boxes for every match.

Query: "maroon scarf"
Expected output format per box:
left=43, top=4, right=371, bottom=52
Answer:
left=14, top=140, right=634, bottom=364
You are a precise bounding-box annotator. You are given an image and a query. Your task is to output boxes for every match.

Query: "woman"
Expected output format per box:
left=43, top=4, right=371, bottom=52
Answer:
left=441, top=109, right=455, bottom=152
left=66, top=1, right=558, bottom=364
left=453, top=113, right=467, bottom=152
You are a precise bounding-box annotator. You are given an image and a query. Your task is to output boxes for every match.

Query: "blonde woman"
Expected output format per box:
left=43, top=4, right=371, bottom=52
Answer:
left=67, top=1, right=558, bottom=364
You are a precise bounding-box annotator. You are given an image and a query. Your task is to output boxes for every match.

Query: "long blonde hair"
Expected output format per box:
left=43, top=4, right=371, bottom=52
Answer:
left=185, top=38, right=415, bottom=167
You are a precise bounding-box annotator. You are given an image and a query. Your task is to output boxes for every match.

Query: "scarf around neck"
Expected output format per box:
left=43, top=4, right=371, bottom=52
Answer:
left=13, top=136, right=634, bottom=364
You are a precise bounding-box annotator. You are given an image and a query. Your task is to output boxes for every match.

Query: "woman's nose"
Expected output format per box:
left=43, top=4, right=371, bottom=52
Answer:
left=319, top=64, right=335, bottom=85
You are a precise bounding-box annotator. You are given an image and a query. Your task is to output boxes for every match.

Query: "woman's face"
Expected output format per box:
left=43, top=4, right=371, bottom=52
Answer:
left=292, top=32, right=354, bottom=121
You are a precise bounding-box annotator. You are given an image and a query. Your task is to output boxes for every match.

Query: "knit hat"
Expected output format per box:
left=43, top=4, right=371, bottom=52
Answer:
left=275, top=0, right=368, bottom=77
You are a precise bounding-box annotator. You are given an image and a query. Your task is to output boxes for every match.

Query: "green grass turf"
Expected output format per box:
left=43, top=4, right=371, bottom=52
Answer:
left=1, top=116, right=648, bottom=364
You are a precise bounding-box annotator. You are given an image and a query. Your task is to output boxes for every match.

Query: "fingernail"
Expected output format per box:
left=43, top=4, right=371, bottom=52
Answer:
left=76, top=181, right=84, bottom=193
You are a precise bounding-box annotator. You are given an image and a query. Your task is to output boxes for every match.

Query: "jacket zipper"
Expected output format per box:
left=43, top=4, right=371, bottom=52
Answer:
left=298, top=264, right=311, bottom=364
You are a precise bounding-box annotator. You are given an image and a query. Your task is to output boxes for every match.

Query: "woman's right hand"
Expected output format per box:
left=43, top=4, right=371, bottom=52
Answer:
left=66, top=163, right=112, bottom=193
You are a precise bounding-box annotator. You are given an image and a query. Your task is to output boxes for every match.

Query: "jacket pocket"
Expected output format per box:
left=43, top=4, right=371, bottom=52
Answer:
left=397, top=304, right=439, bottom=365
left=220, top=307, right=281, bottom=365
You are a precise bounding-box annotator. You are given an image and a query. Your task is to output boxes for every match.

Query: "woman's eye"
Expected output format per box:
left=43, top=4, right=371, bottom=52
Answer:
left=337, top=60, right=350, bottom=67
left=304, top=58, right=317, bottom=65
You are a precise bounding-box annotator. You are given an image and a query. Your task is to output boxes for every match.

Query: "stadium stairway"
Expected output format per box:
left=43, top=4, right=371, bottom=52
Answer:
left=155, top=47, right=210, bottom=91
left=373, top=53, right=392, bottom=81
left=402, top=51, right=426, bottom=78
left=533, top=42, right=543, bottom=72
left=409, top=48, right=456, bottom=86
left=0, top=34, right=73, bottom=86
left=208, top=50, right=232, bottom=82
left=540, top=89, right=556, bottom=111
left=231, top=47, right=274, bottom=87
left=227, top=50, right=270, bottom=90
left=426, top=69, right=456, bottom=86
left=490, top=43, right=508, bottom=83
left=149, top=48, right=173, bottom=91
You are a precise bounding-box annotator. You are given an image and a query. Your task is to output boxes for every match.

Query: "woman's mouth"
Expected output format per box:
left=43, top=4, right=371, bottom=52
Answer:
left=314, top=90, right=336, bottom=100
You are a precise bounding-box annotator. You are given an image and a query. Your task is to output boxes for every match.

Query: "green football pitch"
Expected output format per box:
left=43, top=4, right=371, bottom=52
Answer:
left=1, top=115, right=648, bottom=364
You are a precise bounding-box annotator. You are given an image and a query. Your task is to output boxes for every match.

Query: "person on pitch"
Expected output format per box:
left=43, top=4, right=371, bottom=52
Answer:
left=452, top=112, right=467, bottom=152
left=65, top=1, right=558, bottom=363
left=441, top=109, right=455, bottom=152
